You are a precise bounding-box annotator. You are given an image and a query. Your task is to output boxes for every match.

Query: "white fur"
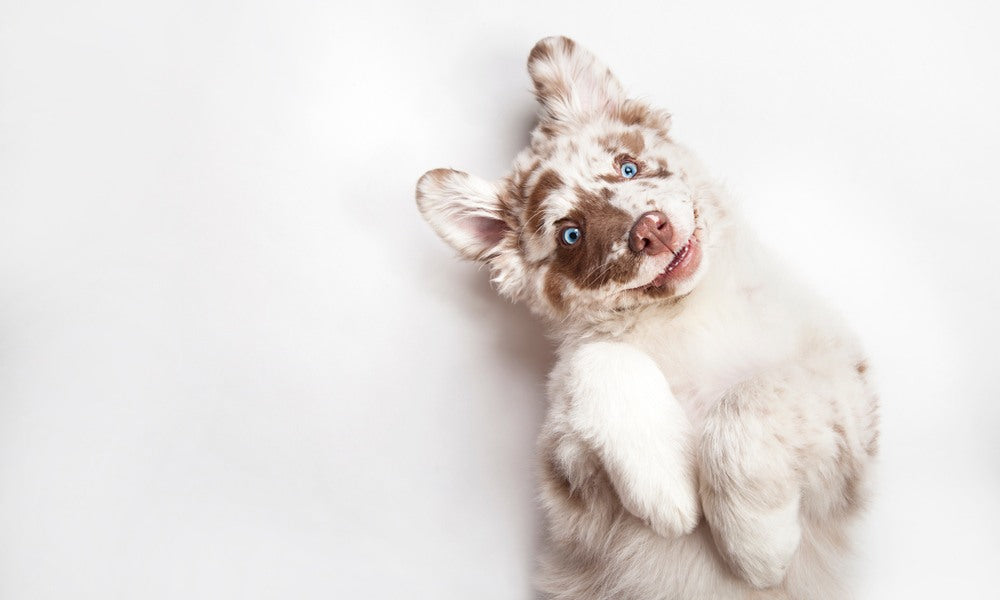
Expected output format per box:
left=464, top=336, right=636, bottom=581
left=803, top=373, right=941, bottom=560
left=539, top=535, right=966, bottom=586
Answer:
left=416, top=36, right=878, bottom=599
left=549, top=341, right=700, bottom=539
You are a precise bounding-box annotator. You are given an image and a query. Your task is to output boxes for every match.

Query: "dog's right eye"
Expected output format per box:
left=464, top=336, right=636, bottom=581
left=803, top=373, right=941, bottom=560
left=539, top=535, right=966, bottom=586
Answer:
left=559, top=226, right=582, bottom=246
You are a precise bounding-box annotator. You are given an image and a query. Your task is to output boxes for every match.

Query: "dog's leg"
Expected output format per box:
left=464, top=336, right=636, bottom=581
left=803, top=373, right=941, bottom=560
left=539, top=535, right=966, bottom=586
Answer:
left=550, top=341, right=699, bottom=538
left=698, top=373, right=805, bottom=589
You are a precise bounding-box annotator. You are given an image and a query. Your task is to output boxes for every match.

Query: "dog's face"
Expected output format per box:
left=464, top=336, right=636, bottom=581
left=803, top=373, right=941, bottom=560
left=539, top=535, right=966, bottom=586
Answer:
left=418, top=37, right=724, bottom=322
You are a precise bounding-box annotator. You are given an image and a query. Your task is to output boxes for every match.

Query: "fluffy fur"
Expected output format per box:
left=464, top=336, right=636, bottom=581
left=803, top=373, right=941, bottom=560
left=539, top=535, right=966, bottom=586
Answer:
left=416, top=36, right=878, bottom=599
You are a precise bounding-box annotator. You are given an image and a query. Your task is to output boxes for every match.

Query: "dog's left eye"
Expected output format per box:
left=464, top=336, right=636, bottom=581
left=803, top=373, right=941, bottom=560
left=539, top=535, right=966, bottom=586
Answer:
left=560, top=226, right=582, bottom=246
left=620, top=162, right=638, bottom=178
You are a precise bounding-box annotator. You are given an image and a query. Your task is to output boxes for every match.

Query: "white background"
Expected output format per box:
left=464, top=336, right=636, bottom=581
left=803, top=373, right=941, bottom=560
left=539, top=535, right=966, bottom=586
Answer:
left=1, top=1, right=998, bottom=598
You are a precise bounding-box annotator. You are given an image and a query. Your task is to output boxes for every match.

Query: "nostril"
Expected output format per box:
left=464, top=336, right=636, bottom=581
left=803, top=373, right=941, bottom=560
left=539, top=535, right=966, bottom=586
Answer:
left=629, top=211, right=672, bottom=255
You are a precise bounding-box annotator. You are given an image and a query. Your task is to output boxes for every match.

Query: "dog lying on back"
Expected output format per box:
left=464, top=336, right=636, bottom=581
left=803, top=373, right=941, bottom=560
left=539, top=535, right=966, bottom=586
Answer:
left=416, top=36, right=878, bottom=599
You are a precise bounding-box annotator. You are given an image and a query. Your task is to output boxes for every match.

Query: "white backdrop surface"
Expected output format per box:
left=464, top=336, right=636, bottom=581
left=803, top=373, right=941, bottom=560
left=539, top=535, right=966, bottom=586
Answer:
left=1, top=1, right=999, bottom=598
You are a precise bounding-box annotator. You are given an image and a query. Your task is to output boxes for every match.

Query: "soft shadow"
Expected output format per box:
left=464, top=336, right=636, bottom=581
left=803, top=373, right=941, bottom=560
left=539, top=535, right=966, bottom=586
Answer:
left=479, top=52, right=540, bottom=166
left=453, top=45, right=554, bottom=599
left=408, top=42, right=554, bottom=597
left=468, top=269, right=553, bottom=379
left=426, top=260, right=554, bottom=600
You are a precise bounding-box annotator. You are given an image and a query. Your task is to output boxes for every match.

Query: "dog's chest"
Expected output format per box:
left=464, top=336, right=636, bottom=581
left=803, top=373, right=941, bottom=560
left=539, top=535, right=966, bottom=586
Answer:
left=621, top=295, right=796, bottom=426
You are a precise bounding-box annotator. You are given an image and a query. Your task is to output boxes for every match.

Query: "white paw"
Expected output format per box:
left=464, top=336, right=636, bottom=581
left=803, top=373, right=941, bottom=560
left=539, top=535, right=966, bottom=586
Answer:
left=624, top=474, right=700, bottom=538
left=719, top=503, right=801, bottom=589
left=740, top=552, right=792, bottom=590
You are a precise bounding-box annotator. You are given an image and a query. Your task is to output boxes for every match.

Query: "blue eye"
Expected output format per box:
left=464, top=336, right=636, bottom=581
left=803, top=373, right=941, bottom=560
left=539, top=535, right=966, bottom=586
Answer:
left=620, top=162, right=638, bottom=178
left=560, top=226, right=582, bottom=246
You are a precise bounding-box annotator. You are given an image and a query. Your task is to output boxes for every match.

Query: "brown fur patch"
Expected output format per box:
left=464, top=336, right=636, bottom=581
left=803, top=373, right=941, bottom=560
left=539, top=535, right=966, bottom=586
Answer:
left=524, top=169, right=564, bottom=237
left=596, top=134, right=617, bottom=156
left=597, top=130, right=645, bottom=157
left=515, top=158, right=541, bottom=201
left=611, top=100, right=671, bottom=137
left=645, top=158, right=672, bottom=179
left=549, top=187, right=640, bottom=290
left=620, top=129, right=645, bottom=155
left=538, top=122, right=555, bottom=137
left=613, top=102, right=651, bottom=127
left=544, top=270, right=569, bottom=313
left=534, top=77, right=571, bottom=112
left=422, top=167, right=458, bottom=186
left=528, top=39, right=553, bottom=65
left=496, top=186, right=517, bottom=226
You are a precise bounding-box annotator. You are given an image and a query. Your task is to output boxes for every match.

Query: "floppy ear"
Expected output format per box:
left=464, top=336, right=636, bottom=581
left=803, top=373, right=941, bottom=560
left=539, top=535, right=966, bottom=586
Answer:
left=528, top=36, right=625, bottom=123
left=416, top=168, right=510, bottom=261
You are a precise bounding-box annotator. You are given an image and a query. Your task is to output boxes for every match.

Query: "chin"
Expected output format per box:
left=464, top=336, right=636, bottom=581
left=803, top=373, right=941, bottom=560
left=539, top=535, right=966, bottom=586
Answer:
left=625, top=231, right=709, bottom=308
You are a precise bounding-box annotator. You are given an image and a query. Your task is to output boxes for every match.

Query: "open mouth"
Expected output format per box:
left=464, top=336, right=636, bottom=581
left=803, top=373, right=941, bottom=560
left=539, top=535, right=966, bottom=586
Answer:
left=644, top=236, right=701, bottom=289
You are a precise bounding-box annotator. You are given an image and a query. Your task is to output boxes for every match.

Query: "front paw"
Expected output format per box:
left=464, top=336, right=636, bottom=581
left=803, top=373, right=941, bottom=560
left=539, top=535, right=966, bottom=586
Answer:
left=728, top=524, right=799, bottom=589
left=622, top=474, right=700, bottom=538
left=709, top=498, right=801, bottom=589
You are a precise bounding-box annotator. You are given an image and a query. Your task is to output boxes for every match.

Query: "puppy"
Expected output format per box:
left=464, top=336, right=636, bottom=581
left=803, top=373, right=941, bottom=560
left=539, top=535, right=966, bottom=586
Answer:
left=416, top=36, right=878, bottom=600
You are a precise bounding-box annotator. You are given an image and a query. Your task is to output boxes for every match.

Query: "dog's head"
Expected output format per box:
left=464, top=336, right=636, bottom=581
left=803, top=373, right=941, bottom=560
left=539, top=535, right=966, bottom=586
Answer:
left=417, top=37, right=726, bottom=323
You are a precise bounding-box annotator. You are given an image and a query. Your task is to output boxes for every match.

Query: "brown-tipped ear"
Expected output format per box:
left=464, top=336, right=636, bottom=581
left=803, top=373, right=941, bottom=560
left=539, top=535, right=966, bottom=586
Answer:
left=528, top=36, right=625, bottom=123
left=415, top=168, right=510, bottom=261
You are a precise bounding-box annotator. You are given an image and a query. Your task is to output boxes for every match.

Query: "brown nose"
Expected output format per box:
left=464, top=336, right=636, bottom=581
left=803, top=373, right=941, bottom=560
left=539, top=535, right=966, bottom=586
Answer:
left=629, top=211, right=673, bottom=255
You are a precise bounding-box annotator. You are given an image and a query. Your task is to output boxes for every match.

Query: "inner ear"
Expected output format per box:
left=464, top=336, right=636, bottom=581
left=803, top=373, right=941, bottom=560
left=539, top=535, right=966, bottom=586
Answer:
left=528, top=36, right=625, bottom=123
left=464, top=215, right=508, bottom=250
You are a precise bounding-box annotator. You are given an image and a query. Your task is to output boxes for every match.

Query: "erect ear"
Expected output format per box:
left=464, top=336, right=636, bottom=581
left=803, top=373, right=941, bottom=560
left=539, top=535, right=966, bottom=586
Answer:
left=415, top=168, right=510, bottom=261
left=528, top=36, right=625, bottom=123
